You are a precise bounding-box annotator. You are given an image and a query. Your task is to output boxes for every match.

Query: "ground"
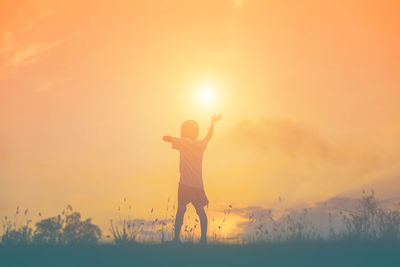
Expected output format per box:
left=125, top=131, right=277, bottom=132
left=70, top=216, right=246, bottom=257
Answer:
left=1, top=240, right=400, bottom=267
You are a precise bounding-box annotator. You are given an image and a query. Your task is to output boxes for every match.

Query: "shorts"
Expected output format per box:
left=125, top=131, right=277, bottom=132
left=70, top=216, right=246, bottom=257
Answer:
left=178, top=183, right=209, bottom=208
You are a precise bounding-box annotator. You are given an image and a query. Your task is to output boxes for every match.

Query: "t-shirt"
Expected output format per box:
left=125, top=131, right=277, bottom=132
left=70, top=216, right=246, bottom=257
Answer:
left=171, top=137, right=208, bottom=188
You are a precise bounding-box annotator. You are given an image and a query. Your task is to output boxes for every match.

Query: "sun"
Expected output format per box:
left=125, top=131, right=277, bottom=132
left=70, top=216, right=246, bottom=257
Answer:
left=198, top=85, right=216, bottom=105
left=201, top=90, right=213, bottom=102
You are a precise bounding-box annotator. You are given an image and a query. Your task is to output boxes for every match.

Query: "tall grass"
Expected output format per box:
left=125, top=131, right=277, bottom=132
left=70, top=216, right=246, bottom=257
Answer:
left=341, top=190, right=400, bottom=240
left=243, top=191, right=400, bottom=243
left=2, top=191, right=400, bottom=246
left=1, top=207, right=32, bottom=245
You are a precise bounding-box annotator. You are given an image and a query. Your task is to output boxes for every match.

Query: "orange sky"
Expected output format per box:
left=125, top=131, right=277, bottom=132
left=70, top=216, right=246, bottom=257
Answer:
left=1, top=0, right=400, bottom=234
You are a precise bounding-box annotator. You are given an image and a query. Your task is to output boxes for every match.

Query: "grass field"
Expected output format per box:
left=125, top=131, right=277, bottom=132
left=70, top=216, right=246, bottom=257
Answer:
left=2, top=192, right=400, bottom=266
left=1, top=240, right=400, bottom=267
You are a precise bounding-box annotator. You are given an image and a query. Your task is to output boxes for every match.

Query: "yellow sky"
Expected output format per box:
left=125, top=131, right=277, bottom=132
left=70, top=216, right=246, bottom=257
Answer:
left=1, top=0, right=400, bottom=234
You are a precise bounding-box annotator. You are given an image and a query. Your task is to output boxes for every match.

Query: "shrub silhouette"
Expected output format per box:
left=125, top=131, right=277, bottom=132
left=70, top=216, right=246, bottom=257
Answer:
left=33, top=215, right=63, bottom=244
left=1, top=206, right=101, bottom=245
left=342, top=191, right=400, bottom=240
left=2, top=224, right=32, bottom=246
left=62, top=211, right=101, bottom=245
left=2, top=192, right=400, bottom=245
left=376, top=206, right=400, bottom=239
left=1, top=207, right=32, bottom=245
left=242, top=191, right=400, bottom=243
left=34, top=206, right=102, bottom=245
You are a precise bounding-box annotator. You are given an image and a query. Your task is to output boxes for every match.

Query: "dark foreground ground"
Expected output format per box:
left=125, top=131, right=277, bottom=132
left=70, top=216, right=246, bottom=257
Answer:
left=1, top=240, right=399, bottom=267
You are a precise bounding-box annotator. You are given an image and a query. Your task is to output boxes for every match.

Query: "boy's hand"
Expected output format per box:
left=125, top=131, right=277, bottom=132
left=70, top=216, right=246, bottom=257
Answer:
left=205, top=114, right=222, bottom=142
left=163, top=136, right=172, bottom=142
left=211, top=113, right=223, bottom=123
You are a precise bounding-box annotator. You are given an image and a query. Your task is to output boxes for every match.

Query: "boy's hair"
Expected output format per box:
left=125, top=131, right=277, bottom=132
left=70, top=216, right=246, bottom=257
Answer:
left=181, top=120, right=199, bottom=140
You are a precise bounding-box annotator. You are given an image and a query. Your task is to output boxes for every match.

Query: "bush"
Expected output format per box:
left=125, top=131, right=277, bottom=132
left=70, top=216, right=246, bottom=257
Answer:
left=1, top=206, right=101, bottom=245
left=62, top=211, right=102, bottom=245
left=1, top=207, right=32, bottom=246
left=33, top=215, right=63, bottom=245
left=342, top=191, right=400, bottom=240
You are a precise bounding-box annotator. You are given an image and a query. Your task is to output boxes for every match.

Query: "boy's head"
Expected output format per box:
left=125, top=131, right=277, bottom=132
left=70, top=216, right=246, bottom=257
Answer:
left=181, top=120, right=199, bottom=140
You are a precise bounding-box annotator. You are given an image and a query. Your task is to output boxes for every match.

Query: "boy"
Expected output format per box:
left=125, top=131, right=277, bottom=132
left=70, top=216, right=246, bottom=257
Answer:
left=163, top=113, right=222, bottom=243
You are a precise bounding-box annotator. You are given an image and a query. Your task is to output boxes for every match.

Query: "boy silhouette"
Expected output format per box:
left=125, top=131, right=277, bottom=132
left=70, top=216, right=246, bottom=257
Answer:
left=163, top=113, right=222, bottom=243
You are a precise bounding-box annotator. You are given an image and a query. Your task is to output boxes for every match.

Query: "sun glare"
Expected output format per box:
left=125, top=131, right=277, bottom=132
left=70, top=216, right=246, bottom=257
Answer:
left=202, top=90, right=212, bottom=102
left=198, top=85, right=216, bottom=105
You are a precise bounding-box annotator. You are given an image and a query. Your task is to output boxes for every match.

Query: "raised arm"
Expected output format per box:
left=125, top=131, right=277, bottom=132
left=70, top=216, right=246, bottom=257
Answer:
left=204, top=113, right=222, bottom=142
left=163, top=135, right=172, bottom=142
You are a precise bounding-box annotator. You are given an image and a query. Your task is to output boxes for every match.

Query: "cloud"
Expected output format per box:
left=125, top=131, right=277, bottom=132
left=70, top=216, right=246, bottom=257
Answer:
left=229, top=118, right=331, bottom=161
left=214, top=117, right=400, bottom=206
left=10, top=39, right=64, bottom=66
left=30, top=9, right=54, bottom=28
left=0, top=6, right=60, bottom=67
left=228, top=117, right=392, bottom=172
left=340, top=175, right=400, bottom=200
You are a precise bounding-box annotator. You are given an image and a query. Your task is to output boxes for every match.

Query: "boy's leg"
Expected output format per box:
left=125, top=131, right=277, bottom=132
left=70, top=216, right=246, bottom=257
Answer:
left=194, top=204, right=208, bottom=243
left=174, top=204, right=187, bottom=242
